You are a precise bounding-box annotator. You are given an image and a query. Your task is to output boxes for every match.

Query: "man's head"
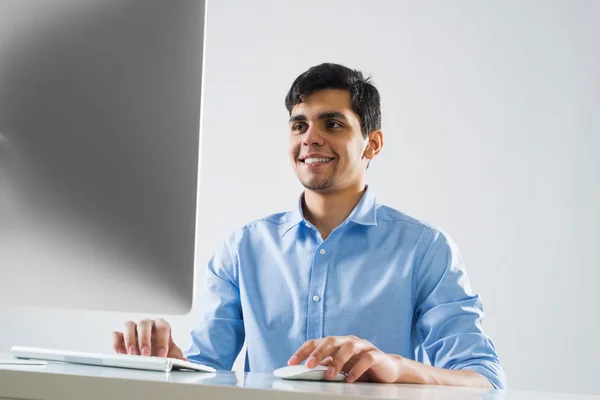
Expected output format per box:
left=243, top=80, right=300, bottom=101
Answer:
left=285, top=63, right=383, bottom=193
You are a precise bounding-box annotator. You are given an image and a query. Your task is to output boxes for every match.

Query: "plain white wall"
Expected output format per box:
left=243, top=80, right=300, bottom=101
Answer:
left=1, top=0, right=599, bottom=395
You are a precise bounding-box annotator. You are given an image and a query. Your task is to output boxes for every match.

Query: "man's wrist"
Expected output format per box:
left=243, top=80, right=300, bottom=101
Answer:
left=391, top=355, right=493, bottom=388
left=391, top=355, right=439, bottom=385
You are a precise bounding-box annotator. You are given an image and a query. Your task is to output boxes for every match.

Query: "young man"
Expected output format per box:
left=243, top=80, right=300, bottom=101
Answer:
left=112, top=63, right=506, bottom=389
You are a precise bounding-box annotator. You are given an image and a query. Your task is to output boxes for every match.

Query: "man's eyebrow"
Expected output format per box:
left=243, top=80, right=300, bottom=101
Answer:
left=289, top=114, right=306, bottom=123
left=318, top=111, right=348, bottom=121
left=289, top=111, right=348, bottom=124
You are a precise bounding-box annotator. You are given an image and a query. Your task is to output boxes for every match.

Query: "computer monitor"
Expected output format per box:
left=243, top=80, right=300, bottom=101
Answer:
left=0, top=0, right=206, bottom=314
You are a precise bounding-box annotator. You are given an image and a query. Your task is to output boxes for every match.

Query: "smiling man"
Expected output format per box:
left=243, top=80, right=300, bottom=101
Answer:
left=112, top=63, right=507, bottom=389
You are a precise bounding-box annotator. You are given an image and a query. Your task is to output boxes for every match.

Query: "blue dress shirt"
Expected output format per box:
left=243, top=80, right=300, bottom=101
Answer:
left=185, top=186, right=506, bottom=389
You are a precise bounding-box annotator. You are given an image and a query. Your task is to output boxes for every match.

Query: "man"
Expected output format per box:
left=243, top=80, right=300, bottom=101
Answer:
left=112, top=63, right=506, bottom=389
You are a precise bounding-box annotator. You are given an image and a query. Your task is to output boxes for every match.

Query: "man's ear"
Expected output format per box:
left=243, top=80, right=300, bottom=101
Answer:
left=363, top=130, right=384, bottom=160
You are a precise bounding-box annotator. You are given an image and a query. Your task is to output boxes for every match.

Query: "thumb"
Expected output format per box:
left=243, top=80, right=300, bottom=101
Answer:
left=167, top=338, right=186, bottom=360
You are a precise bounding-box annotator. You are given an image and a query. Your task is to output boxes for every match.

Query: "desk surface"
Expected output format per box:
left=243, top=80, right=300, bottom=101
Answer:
left=0, top=356, right=598, bottom=400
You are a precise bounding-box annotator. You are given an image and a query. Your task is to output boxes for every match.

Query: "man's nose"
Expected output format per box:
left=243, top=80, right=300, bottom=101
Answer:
left=303, top=125, right=325, bottom=146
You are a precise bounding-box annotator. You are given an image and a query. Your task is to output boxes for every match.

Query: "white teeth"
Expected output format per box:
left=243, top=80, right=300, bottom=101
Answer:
left=304, top=157, right=332, bottom=164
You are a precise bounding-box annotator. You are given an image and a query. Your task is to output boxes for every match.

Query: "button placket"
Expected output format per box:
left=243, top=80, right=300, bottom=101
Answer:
left=306, top=245, right=329, bottom=340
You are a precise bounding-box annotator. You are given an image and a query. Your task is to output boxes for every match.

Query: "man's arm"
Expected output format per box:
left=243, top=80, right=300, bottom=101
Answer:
left=287, top=335, right=497, bottom=387
left=185, top=232, right=245, bottom=370
left=288, top=229, right=506, bottom=389
left=412, top=229, right=506, bottom=389
left=386, top=354, right=493, bottom=387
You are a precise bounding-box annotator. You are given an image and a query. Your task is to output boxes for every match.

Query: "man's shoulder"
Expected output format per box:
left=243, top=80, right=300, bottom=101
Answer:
left=379, top=204, right=461, bottom=256
left=375, top=203, right=457, bottom=248
left=224, top=210, right=294, bottom=242
left=242, top=210, right=294, bottom=229
left=377, top=204, right=460, bottom=270
left=376, top=203, right=437, bottom=231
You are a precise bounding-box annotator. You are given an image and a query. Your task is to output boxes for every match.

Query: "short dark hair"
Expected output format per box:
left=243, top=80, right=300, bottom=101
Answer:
left=285, top=63, right=381, bottom=138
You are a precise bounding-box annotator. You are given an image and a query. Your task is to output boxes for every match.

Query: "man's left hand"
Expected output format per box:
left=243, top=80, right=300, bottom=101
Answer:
left=287, top=335, right=402, bottom=383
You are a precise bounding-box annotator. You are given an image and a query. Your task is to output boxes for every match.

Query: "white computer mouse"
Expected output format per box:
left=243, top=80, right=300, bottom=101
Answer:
left=273, top=365, right=347, bottom=382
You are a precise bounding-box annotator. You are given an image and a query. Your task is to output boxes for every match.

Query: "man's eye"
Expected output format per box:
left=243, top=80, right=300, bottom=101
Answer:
left=326, top=121, right=341, bottom=129
left=293, top=123, right=306, bottom=131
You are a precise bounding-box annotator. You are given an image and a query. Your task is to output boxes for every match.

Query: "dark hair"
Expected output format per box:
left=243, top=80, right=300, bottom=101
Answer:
left=285, top=63, right=381, bottom=138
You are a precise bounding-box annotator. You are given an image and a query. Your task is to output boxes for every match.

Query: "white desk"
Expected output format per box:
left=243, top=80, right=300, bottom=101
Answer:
left=0, top=357, right=598, bottom=400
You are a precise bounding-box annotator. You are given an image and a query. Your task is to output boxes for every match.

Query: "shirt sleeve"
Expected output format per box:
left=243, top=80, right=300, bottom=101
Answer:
left=413, top=229, right=507, bottom=390
left=184, top=232, right=245, bottom=370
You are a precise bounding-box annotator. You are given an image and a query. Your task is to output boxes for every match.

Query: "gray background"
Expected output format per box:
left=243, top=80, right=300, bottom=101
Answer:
left=1, top=0, right=599, bottom=395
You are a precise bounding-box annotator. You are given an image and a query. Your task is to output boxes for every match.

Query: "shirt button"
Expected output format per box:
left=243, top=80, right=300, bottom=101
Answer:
left=313, top=295, right=320, bottom=302
left=319, top=249, right=326, bottom=255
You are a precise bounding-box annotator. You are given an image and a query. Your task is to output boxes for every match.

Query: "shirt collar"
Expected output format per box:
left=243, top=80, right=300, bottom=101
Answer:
left=347, top=185, right=378, bottom=226
left=281, top=185, right=378, bottom=236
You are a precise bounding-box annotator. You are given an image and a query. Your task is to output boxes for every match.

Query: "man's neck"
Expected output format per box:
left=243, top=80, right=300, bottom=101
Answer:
left=302, top=184, right=367, bottom=240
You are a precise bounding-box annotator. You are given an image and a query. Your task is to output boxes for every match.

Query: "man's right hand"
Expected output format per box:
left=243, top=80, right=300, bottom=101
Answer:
left=111, top=318, right=186, bottom=360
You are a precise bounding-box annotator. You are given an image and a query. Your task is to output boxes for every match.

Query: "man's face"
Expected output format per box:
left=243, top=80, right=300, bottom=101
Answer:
left=288, top=89, right=370, bottom=193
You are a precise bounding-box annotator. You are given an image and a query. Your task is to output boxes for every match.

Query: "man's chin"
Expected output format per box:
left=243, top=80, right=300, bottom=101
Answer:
left=300, top=179, right=336, bottom=192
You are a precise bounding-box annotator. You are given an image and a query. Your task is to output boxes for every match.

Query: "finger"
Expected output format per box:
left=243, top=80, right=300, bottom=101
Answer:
left=123, top=321, right=139, bottom=355
left=319, top=356, right=333, bottom=366
left=153, top=319, right=171, bottom=358
left=287, top=339, right=321, bottom=366
left=137, top=319, right=154, bottom=356
left=346, top=352, right=376, bottom=383
left=111, top=331, right=127, bottom=354
left=326, top=341, right=358, bottom=380
left=306, top=337, right=339, bottom=368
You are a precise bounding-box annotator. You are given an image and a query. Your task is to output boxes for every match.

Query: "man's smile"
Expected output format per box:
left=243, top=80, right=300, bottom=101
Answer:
left=298, top=153, right=335, bottom=167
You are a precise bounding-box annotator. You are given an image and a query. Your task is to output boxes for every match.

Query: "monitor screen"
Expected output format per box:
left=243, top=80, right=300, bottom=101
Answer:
left=0, top=0, right=205, bottom=314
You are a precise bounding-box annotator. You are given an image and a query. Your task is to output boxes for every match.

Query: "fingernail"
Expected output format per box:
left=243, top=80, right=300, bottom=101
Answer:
left=128, top=346, right=136, bottom=355
left=157, top=348, right=167, bottom=358
left=287, top=355, right=299, bottom=365
left=141, top=346, right=150, bottom=356
left=307, top=357, right=316, bottom=367
left=327, top=366, right=335, bottom=378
